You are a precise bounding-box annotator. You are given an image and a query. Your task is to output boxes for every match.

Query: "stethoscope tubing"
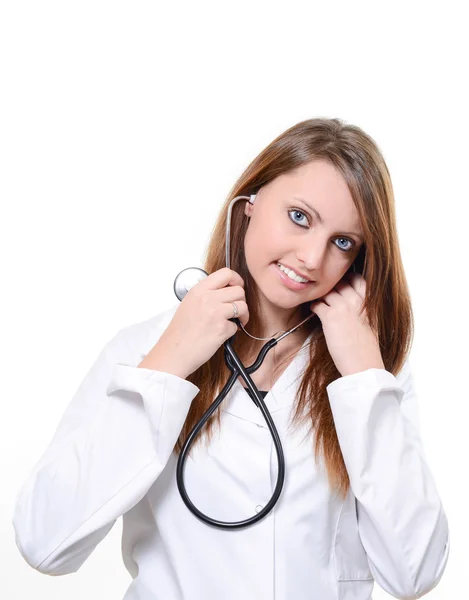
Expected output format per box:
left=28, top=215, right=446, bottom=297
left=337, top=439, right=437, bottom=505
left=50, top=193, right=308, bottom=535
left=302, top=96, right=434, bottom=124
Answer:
left=176, top=321, right=286, bottom=530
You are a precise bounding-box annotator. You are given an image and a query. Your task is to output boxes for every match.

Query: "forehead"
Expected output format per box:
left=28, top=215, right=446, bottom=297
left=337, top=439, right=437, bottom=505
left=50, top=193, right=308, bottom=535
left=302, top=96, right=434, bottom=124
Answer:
left=279, top=160, right=352, bottom=200
left=267, top=161, right=363, bottom=232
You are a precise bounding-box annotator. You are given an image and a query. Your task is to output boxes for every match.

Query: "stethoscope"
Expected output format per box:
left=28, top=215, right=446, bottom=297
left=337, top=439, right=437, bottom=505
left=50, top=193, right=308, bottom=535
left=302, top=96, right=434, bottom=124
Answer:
left=173, top=194, right=315, bottom=530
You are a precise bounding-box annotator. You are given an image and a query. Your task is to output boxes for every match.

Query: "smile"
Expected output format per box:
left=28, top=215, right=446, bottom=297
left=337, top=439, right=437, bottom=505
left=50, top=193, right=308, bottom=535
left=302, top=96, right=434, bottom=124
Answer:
left=277, top=263, right=311, bottom=283
left=272, top=263, right=314, bottom=291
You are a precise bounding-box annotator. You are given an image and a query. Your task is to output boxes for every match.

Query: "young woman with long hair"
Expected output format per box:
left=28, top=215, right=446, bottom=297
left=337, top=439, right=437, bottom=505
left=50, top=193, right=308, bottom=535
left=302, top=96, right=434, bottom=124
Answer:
left=13, top=117, right=449, bottom=599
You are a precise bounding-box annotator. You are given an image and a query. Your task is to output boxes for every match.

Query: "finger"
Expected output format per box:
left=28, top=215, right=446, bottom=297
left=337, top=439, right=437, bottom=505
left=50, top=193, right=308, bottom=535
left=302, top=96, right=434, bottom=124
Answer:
left=215, top=285, right=246, bottom=303
left=224, top=300, right=249, bottom=326
left=309, top=300, right=325, bottom=319
left=204, top=267, right=245, bottom=291
left=348, top=272, right=366, bottom=297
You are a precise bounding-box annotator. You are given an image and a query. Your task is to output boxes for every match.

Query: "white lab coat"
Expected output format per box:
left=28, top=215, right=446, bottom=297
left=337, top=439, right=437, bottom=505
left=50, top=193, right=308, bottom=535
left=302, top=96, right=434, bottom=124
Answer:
left=13, top=305, right=449, bottom=600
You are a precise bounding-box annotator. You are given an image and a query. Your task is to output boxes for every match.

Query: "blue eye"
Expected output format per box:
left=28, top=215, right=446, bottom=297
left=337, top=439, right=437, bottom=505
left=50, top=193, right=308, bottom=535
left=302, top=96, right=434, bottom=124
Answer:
left=287, top=209, right=355, bottom=253
left=288, top=209, right=309, bottom=227
left=334, top=238, right=354, bottom=252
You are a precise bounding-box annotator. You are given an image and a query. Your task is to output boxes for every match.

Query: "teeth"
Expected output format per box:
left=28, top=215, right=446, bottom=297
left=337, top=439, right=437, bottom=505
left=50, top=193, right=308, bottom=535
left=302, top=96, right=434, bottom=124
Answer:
left=277, top=263, right=309, bottom=283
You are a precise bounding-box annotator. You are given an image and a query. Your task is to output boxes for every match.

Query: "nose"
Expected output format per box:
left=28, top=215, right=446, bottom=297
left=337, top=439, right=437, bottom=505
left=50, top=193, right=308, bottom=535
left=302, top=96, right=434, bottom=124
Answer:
left=295, top=234, right=329, bottom=272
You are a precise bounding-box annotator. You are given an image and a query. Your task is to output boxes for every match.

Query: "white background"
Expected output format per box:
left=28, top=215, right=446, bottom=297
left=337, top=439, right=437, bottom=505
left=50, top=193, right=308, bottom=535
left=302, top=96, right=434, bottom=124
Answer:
left=1, top=1, right=466, bottom=598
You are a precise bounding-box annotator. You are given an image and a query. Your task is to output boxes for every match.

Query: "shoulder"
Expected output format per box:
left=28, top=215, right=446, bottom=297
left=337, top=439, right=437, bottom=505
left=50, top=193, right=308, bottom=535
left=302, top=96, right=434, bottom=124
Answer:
left=110, top=304, right=180, bottom=364
left=394, top=353, right=422, bottom=435
left=394, top=354, right=415, bottom=393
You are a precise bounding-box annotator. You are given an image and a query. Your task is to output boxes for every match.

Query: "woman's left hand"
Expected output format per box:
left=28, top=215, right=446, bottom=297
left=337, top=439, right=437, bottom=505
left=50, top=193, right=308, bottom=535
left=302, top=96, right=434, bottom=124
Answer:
left=309, top=271, right=385, bottom=377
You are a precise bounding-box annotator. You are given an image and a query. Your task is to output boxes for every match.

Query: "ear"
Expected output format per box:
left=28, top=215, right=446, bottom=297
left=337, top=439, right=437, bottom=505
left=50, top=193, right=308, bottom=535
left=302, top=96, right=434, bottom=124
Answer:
left=244, top=193, right=256, bottom=217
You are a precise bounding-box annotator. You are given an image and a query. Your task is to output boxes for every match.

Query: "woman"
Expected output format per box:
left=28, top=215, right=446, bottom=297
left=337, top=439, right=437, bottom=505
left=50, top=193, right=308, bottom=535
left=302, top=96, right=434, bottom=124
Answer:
left=13, top=117, right=449, bottom=599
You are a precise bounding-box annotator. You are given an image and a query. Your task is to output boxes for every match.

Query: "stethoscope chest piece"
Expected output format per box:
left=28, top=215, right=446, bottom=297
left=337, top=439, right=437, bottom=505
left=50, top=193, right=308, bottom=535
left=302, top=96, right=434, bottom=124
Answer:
left=173, top=267, right=208, bottom=301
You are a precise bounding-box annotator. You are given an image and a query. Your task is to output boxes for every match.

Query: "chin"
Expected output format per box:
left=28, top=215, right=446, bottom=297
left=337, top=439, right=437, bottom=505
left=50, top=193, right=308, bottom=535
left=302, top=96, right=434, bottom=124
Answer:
left=261, top=287, right=305, bottom=310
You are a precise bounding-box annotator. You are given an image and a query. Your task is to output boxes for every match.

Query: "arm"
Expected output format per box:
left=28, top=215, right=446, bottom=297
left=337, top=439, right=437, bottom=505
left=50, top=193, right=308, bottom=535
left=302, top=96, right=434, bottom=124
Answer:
left=12, top=328, right=199, bottom=576
left=326, top=358, right=449, bottom=599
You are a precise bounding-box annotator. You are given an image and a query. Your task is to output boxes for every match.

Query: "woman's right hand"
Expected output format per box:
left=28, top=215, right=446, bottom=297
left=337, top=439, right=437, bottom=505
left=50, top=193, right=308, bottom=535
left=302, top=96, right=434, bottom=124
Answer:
left=139, top=268, right=249, bottom=379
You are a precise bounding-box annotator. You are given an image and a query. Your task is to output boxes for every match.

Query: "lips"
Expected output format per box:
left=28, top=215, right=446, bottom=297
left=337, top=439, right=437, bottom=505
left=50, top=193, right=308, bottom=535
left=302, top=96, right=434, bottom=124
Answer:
left=273, top=263, right=314, bottom=291
left=277, top=262, right=314, bottom=282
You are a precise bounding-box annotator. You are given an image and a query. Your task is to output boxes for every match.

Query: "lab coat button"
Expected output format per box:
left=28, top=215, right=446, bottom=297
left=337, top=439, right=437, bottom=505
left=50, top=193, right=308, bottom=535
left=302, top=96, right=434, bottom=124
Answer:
left=256, top=423, right=264, bottom=428
left=255, top=505, right=263, bottom=513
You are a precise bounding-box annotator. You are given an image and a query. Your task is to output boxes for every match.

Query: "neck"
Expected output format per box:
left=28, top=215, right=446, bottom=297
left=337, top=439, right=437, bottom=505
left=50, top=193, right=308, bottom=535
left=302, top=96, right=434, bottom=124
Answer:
left=257, top=302, right=310, bottom=340
left=241, top=282, right=315, bottom=352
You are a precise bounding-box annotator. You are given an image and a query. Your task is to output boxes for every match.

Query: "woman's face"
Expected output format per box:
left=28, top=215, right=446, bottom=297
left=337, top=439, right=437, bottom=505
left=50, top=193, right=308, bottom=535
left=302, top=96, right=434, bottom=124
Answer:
left=243, top=159, right=365, bottom=318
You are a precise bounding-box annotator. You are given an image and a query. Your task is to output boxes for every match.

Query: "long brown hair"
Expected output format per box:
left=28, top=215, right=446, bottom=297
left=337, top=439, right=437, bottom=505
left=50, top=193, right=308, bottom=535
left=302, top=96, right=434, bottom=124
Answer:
left=175, top=117, right=414, bottom=500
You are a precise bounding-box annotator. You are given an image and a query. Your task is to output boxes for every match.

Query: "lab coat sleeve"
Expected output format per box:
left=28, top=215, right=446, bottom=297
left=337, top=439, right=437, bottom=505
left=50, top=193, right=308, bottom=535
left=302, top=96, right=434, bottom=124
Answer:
left=326, top=359, right=449, bottom=599
left=12, top=327, right=200, bottom=576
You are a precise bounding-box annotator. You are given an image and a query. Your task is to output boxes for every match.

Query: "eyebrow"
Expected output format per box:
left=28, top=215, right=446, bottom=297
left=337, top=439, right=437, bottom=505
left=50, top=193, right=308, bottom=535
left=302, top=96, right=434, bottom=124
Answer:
left=292, top=196, right=364, bottom=240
